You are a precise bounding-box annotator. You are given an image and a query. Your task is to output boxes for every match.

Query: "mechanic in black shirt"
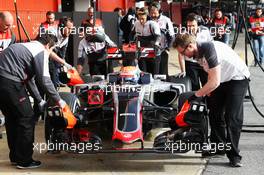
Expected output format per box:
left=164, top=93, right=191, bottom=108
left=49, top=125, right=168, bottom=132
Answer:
left=173, top=33, right=250, bottom=167
left=0, top=34, right=67, bottom=169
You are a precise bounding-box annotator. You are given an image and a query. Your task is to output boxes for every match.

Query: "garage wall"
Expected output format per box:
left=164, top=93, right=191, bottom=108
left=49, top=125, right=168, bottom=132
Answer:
left=74, top=0, right=91, bottom=12
left=0, top=0, right=58, bottom=41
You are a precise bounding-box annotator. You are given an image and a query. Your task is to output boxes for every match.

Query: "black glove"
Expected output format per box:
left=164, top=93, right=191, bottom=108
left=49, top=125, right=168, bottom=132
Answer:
left=188, top=94, right=199, bottom=102
left=188, top=94, right=204, bottom=103
left=168, top=117, right=178, bottom=130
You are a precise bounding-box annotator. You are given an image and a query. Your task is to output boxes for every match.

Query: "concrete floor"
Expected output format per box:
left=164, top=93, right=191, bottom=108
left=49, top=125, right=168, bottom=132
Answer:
left=0, top=122, right=206, bottom=175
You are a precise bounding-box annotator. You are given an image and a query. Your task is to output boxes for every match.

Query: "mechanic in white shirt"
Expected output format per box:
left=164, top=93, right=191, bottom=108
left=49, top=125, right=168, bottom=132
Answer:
left=178, top=13, right=213, bottom=90
left=173, top=33, right=250, bottom=167
left=77, top=21, right=116, bottom=76
left=132, top=7, right=161, bottom=75
left=149, top=2, right=175, bottom=76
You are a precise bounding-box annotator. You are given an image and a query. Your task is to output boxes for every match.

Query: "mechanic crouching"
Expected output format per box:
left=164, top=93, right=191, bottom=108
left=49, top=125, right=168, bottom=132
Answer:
left=173, top=33, right=250, bottom=167
left=132, top=7, right=161, bottom=75
left=0, top=34, right=67, bottom=169
left=77, top=21, right=116, bottom=76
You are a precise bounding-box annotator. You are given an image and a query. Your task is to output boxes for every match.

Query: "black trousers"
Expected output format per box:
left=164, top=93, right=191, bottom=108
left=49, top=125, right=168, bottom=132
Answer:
left=49, top=60, right=60, bottom=89
left=185, top=61, right=208, bottom=91
left=0, top=77, right=35, bottom=164
left=138, top=56, right=161, bottom=75
left=88, top=51, right=112, bottom=76
left=207, top=79, right=249, bottom=161
left=89, top=61, right=107, bottom=76
left=159, top=51, right=169, bottom=75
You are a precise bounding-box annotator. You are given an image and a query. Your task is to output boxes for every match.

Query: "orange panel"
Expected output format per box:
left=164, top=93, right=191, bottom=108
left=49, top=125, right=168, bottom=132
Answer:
left=127, top=0, right=135, bottom=10
left=97, top=0, right=126, bottom=12
left=0, top=0, right=58, bottom=12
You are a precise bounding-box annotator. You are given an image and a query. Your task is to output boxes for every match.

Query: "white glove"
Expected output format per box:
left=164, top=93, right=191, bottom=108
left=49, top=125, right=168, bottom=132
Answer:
left=38, top=100, right=47, bottom=112
left=0, top=117, right=5, bottom=126
left=64, top=62, right=73, bottom=70
left=177, top=72, right=186, bottom=78
left=57, top=99, right=67, bottom=109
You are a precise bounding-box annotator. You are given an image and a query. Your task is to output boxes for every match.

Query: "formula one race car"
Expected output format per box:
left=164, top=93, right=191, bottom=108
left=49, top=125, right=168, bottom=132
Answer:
left=44, top=45, right=209, bottom=154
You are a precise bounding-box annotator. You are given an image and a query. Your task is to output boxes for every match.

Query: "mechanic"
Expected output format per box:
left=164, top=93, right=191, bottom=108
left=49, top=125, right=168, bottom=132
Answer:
left=120, top=7, right=136, bottom=44
left=211, top=8, right=232, bottom=44
left=0, top=11, right=16, bottom=53
left=132, top=7, right=161, bottom=75
left=52, top=17, right=74, bottom=87
left=173, top=33, right=250, bottom=167
left=34, top=15, right=73, bottom=121
left=0, top=33, right=67, bottom=169
left=114, top=7, right=124, bottom=47
left=39, top=11, right=72, bottom=88
left=178, top=13, right=213, bottom=90
left=149, top=2, right=174, bottom=76
left=77, top=20, right=116, bottom=76
left=248, top=7, right=264, bottom=66
left=0, top=11, right=16, bottom=140
left=80, top=7, right=99, bottom=38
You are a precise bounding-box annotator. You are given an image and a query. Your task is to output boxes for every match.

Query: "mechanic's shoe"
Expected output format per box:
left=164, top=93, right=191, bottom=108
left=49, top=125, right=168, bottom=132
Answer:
left=202, top=150, right=225, bottom=158
left=229, top=159, right=243, bottom=167
left=16, top=160, right=41, bottom=169
left=59, top=83, right=67, bottom=87
left=11, top=162, right=17, bottom=166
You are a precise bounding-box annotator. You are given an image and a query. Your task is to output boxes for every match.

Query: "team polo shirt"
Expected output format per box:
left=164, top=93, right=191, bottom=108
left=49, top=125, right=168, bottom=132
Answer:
left=0, top=29, right=16, bottom=53
left=196, top=41, right=250, bottom=83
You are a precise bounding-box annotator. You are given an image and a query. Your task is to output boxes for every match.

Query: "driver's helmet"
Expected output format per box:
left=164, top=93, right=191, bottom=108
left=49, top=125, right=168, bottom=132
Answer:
left=120, top=66, right=140, bottom=83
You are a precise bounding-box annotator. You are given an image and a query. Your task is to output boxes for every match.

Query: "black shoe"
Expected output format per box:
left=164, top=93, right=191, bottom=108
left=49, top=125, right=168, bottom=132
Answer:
left=11, top=162, right=17, bottom=166
left=202, top=150, right=225, bottom=158
left=59, top=83, right=66, bottom=87
left=229, top=158, right=243, bottom=167
left=16, top=160, right=41, bottom=169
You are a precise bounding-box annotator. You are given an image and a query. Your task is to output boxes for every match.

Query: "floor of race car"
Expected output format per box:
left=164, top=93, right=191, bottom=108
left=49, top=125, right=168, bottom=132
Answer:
left=0, top=121, right=206, bottom=174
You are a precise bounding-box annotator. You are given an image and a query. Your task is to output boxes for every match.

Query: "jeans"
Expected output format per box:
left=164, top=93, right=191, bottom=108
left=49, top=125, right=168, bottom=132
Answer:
left=214, top=33, right=230, bottom=45
left=223, top=33, right=230, bottom=45
left=252, top=35, right=264, bottom=64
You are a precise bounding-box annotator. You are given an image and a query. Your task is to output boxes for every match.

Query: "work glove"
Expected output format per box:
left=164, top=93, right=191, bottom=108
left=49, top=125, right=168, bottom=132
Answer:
left=64, top=62, right=73, bottom=70
left=176, top=72, right=186, bottom=78
left=0, top=117, right=5, bottom=126
left=168, top=117, right=178, bottom=130
left=38, top=100, right=47, bottom=113
left=187, top=93, right=204, bottom=103
left=57, top=99, right=67, bottom=109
